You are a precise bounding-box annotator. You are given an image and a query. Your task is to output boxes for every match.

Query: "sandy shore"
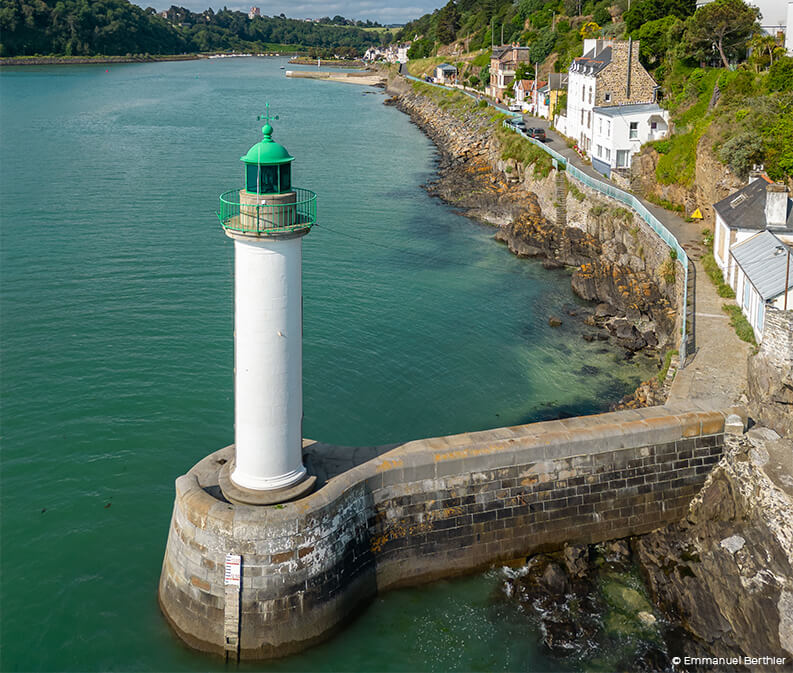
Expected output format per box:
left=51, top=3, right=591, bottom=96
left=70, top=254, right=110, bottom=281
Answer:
left=285, top=69, right=386, bottom=86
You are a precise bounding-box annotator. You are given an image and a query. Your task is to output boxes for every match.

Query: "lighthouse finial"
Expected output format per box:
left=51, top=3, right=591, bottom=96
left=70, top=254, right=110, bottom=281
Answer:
left=257, top=103, right=279, bottom=139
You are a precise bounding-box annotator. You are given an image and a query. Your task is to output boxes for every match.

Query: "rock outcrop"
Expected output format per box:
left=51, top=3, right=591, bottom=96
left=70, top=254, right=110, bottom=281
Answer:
left=635, top=432, right=793, bottom=670
left=747, top=306, right=793, bottom=438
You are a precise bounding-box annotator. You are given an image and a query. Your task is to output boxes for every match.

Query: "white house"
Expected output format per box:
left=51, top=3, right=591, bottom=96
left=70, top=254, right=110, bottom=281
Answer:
left=397, top=44, right=410, bottom=63
left=536, top=73, right=568, bottom=120
left=729, top=231, right=793, bottom=340
left=434, top=63, right=457, bottom=84
left=513, top=79, right=535, bottom=107
left=713, top=177, right=793, bottom=287
left=590, top=103, right=669, bottom=178
left=560, top=38, right=659, bottom=156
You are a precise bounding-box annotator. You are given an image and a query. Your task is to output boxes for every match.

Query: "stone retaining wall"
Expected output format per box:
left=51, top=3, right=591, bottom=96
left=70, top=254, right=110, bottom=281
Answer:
left=159, top=404, right=728, bottom=659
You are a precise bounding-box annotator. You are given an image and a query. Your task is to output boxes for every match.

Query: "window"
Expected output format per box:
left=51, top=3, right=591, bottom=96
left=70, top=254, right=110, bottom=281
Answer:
left=581, top=109, right=585, bottom=124
left=743, top=277, right=751, bottom=309
left=597, top=118, right=602, bottom=134
left=604, top=148, right=611, bottom=161
left=606, top=120, right=611, bottom=137
left=629, top=121, right=638, bottom=139
left=616, top=150, right=629, bottom=167
left=650, top=121, right=657, bottom=130
left=588, top=87, right=592, bottom=104
left=757, top=301, right=764, bottom=334
left=588, top=111, right=592, bottom=128
left=596, top=144, right=603, bottom=157
left=582, top=84, right=585, bottom=99
left=604, top=93, right=611, bottom=103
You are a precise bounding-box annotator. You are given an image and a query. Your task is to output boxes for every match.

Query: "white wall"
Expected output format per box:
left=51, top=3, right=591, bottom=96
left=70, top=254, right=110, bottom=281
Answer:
left=566, top=70, right=596, bottom=151
left=590, top=108, right=668, bottom=169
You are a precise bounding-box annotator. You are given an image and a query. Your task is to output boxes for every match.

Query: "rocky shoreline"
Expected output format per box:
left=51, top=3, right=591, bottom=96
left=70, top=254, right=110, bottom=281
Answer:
left=0, top=54, right=200, bottom=66
left=385, top=78, right=683, bottom=397
left=384, top=74, right=793, bottom=670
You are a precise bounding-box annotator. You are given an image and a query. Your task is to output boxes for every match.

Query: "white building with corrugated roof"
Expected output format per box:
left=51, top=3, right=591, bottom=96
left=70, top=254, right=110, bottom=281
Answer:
left=729, top=231, right=792, bottom=340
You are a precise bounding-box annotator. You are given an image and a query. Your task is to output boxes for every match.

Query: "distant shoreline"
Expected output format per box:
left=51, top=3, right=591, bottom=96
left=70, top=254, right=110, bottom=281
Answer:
left=0, top=53, right=302, bottom=67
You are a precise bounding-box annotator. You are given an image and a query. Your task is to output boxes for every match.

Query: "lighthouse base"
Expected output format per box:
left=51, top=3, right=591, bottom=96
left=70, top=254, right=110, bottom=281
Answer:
left=219, top=460, right=316, bottom=505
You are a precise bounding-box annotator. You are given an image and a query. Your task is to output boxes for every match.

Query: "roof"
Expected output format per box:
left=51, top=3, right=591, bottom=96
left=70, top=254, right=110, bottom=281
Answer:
left=713, top=177, right=793, bottom=231
left=593, top=103, right=666, bottom=117
left=546, top=73, right=568, bottom=90
left=240, top=124, right=294, bottom=166
left=730, top=231, right=793, bottom=301
left=515, top=79, right=533, bottom=90
left=571, top=46, right=611, bottom=75
left=436, top=63, right=457, bottom=71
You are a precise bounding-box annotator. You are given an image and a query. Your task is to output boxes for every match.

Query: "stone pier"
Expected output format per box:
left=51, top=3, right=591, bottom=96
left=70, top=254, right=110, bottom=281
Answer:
left=158, top=402, right=731, bottom=659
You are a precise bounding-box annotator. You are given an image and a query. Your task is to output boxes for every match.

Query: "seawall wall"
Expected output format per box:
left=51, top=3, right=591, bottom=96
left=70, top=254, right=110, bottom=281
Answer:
left=159, top=404, right=728, bottom=659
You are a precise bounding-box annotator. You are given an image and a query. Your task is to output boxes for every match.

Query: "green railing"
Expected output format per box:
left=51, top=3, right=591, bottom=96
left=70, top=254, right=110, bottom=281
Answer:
left=217, top=187, right=317, bottom=235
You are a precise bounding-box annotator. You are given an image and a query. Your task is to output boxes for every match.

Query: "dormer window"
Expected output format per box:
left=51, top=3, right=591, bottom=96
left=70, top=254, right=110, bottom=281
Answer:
left=730, top=193, right=748, bottom=208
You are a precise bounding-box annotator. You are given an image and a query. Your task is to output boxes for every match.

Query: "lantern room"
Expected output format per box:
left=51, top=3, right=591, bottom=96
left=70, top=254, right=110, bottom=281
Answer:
left=241, top=123, right=294, bottom=195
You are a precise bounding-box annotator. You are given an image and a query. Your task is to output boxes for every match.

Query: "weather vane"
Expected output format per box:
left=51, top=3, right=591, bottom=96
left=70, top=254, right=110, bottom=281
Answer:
left=257, top=103, right=279, bottom=125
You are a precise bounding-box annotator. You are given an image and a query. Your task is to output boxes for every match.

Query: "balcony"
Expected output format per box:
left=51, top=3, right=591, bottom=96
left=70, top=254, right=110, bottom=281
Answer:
left=217, top=187, right=317, bottom=236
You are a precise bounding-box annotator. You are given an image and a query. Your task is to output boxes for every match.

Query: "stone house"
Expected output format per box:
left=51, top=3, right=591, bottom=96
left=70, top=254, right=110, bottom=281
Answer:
left=589, top=103, right=669, bottom=179
left=487, top=45, right=531, bottom=102
left=729, top=231, right=792, bottom=341
left=558, top=38, right=659, bottom=155
left=713, top=176, right=793, bottom=287
left=434, top=63, right=458, bottom=84
left=536, top=73, right=569, bottom=120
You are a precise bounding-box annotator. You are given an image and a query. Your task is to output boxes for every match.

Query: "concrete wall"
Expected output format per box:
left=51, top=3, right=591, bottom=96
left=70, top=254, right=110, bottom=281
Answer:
left=159, top=404, right=729, bottom=660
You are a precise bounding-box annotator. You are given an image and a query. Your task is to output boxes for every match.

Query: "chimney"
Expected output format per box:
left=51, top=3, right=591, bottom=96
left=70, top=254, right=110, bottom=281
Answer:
left=626, top=37, right=632, bottom=100
left=765, top=183, right=789, bottom=230
left=748, top=164, right=765, bottom=183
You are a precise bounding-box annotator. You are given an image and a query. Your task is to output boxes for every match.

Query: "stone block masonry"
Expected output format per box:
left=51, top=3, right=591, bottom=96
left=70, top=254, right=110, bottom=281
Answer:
left=158, top=404, right=729, bottom=659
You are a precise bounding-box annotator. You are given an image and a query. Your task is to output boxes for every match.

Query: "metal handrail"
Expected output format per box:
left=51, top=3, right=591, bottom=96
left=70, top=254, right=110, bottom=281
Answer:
left=217, top=187, right=317, bottom=235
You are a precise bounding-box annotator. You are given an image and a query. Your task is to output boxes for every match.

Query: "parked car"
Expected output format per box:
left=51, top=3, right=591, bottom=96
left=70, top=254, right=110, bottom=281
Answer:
left=527, top=127, right=546, bottom=141
left=508, top=103, right=522, bottom=112
left=424, top=76, right=433, bottom=82
left=508, top=118, right=527, bottom=132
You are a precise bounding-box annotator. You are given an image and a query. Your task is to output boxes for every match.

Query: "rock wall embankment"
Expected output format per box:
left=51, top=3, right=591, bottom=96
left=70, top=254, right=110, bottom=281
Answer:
left=386, top=77, right=682, bottom=354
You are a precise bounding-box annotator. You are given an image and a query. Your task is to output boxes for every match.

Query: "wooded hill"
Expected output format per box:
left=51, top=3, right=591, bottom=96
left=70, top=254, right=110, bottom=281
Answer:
left=398, top=0, right=792, bottom=182
left=0, top=0, right=391, bottom=57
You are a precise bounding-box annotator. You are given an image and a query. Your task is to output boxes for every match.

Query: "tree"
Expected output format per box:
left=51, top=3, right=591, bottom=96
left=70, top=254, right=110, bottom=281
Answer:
left=685, top=0, right=759, bottom=70
left=579, top=21, right=600, bottom=39
left=748, top=32, right=784, bottom=71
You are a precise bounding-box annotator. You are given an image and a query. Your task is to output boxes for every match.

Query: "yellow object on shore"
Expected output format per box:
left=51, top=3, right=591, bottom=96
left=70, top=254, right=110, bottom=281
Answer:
left=691, top=208, right=703, bottom=219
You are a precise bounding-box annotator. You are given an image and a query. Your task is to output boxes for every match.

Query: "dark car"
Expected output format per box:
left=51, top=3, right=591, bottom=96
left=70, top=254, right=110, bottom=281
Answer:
left=425, top=76, right=433, bottom=82
left=527, top=127, right=546, bottom=141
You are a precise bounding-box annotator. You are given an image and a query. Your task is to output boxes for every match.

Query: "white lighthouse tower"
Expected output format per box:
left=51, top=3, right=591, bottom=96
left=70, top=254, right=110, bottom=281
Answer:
left=217, top=108, right=317, bottom=505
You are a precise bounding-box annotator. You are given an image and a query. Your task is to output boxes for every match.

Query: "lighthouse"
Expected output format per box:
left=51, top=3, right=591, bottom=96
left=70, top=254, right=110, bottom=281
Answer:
left=216, top=107, right=317, bottom=505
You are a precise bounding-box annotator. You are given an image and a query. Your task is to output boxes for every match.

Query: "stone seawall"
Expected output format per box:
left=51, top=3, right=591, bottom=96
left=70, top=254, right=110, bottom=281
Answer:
left=159, top=404, right=728, bottom=659
left=386, top=77, right=682, bottom=355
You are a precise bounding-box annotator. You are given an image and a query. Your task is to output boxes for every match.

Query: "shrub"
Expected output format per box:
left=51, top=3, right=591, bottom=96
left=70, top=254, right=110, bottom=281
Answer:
left=718, top=131, right=764, bottom=180
left=657, top=349, right=678, bottom=383
left=590, top=203, right=608, bottom=216
left=659, top=257, right=676, bottom=284
left=767, top=56, right=793, bottom=93
left=722, top=305, right=757, bottom=347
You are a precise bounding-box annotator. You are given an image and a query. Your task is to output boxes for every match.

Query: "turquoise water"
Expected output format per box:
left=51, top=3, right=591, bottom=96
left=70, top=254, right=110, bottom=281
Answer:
left=0, top=58, right=654, bottom=671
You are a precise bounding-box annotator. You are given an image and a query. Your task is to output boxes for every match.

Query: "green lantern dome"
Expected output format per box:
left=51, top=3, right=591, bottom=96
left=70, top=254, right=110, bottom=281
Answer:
left=240, top=124, right=294, bottom=166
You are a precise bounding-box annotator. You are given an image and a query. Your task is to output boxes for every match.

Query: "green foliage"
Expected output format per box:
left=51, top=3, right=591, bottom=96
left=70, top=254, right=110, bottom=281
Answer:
left=659, top=257, right=676, bottom=284
left=471, top=49, right=491, bottom=68
left=702, top=242, right=736, bottom=298
left=624, top=0, right=695, bottom=33
left=0, top=0, right=386, bottom=56
left=722, top=305, right=756, bottom=346
left=590, top=203, right=608, bottom=216
left=529, top=30, right=556, bottom=63
left=718, top=131, right=764, bottom=180
left=479, top=64, right=491, bottom=88
left=767, top=56, right=793, bottom=93
left=631, top=16, right=682, bottom=66
left=684, top=0, right=759, bottom=69
left=408, top=38, right=434, bottom=59
left=566, top=177, right=585, bottom=201
left=657, top=349, right=678, bottom=383
left=497, top=126, right=553, bottom=177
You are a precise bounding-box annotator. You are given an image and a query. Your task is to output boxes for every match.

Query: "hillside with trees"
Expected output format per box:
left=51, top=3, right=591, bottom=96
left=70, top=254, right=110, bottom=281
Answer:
left=398, top=0, right=791, bottom=184
left=0, top=0, right=391, bottom=57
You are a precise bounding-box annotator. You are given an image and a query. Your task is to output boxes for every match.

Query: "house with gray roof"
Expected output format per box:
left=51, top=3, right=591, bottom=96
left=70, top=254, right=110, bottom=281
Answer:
left=713, top=175, right=793, bottom=289
left=729, top=231, right=792, bottom=340
left=434, top=63, right=457, bottom=84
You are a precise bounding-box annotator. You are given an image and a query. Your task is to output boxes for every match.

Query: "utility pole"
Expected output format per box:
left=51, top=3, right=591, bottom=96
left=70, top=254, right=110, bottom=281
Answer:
left=491, top=16, right=494, bottom=49
left=501, top=23, right=504, bottom=46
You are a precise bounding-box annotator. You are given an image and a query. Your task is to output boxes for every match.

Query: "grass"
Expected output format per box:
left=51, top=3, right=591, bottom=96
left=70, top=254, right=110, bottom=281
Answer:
left=497, top=126, right=553, bottom=178
left=701, top=230, right=737, bottom=299
left=590, top=203, right=607, bottom=216
left=644, top=193, right=685, bottom=214
left=655, top=69, right=721, bottom=188
left=722, top=305, right=757, bottom=347
left=657, top=349, right=678, bottom=384
left=566, top=177, right=585, bottom=202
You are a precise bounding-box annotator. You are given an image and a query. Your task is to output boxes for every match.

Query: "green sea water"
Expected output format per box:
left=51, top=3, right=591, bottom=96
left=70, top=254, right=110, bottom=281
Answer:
left=0, top=57, right=655, bottom=671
